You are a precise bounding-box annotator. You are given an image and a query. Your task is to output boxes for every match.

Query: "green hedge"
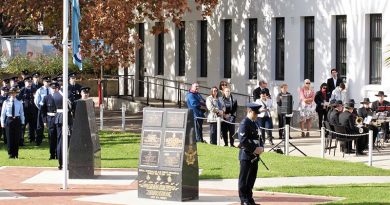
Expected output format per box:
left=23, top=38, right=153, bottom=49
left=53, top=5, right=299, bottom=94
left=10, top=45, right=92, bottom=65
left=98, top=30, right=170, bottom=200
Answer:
left=1, top=55, right=96, bottom=76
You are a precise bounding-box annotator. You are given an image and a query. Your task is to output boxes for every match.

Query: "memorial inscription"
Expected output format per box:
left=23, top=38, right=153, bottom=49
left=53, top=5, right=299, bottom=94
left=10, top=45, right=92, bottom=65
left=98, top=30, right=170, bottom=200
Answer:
left=138, top=108, right=199, bottom=201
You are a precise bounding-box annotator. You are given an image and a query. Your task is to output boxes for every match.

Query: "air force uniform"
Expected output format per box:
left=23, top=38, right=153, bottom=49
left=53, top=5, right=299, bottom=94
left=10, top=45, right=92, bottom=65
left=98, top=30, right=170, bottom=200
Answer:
left=34, top=77, right=52, bottom=145
left=18, top=80, right=37, bottom=144
left=238, top=103, right=263, bottom=205
left=41, top=83, right=59, bottom=159
left=1, top=88, right=25, bottom=159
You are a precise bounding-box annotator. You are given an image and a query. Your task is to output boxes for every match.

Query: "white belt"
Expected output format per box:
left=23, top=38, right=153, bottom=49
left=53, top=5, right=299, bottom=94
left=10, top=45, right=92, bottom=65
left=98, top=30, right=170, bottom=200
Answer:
left=57, top=109, right=63, bottom=113
left=47, top=113, right=56, bottom=116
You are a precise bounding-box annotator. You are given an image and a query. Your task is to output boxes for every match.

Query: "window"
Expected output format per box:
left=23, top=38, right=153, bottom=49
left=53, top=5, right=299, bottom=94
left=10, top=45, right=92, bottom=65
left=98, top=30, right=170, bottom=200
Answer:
left=370, top=14, right=382, bottom=84
left=248, top=18, right=257, bottom=79
left=336, top=15, right=347, bottom=79
left=200, top=20, right=208, bottom=77
left=156, top=22, right=164, bottom=76
left=176, top=22, right=185, bottom=76
left=137, top=23, right=145, bottom=96
left=275, top=18, right=285, bottom=80
left=304, top=16, right=315, bottom=82
left=223, top=19, right=232, bottom=78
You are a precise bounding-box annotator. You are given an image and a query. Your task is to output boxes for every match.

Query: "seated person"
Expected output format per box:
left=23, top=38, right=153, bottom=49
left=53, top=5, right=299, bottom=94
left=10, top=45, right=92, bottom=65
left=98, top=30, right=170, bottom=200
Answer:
left=371, top=91, right=390, bottom=142
left=339, top=102, right=368, bottom=155
left=329, top=100, right=343, bottom=126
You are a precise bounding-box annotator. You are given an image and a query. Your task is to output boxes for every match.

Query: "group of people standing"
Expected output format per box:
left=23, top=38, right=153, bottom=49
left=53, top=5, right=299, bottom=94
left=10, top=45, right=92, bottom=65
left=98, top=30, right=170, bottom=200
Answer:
left=186, top=81, right=237, bottom=147
left=0, top=70, right=90, bottom=169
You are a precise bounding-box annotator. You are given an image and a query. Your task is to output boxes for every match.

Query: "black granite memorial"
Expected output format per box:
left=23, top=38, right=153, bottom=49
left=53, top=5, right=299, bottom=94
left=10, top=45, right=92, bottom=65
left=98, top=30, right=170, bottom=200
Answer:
left=138, top=108, right=199, bottom=201
left=69, top=99, right=101, bottom=179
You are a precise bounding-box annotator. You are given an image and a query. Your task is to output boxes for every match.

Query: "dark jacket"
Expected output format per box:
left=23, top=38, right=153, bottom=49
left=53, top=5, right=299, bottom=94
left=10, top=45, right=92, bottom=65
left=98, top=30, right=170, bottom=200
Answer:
left=371, top=100, right=390, bottom=112
left=276, top=92, right=291, bottom=114
left=339, top=111, right=358, bottom=133
left=357, top=107, right=373, bottom=118
left=314, top=91, right=330, bottom=112
left=238, top=117, right=263, bottom=161
left=219, top=94, right=237, bottom=122
left=18, top=87, right=37, bottom=115
left=329, top=109, right=340, bottom=126
left=326, top=77, right=343, bottom=94
left=253, top=87, right=270, bottom=101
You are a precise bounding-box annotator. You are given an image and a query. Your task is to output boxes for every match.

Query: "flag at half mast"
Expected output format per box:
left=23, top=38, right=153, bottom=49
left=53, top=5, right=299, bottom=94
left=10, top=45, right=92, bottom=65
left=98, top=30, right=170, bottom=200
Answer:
left=72, top=0, right=82, bottom=70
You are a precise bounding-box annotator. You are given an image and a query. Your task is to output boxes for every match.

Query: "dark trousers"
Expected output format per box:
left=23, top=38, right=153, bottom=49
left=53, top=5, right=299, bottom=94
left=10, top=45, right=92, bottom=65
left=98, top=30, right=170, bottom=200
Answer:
left=209, top=122, right=217, bottom=145
left=278, top=114, right=291, bottom=138
left=317, top=109, right=328, bottom=129
left=221, top=122, right=235, bottom=146
left=36, top=109, right=45, bottom=145
left=1, top=127, right=6, bottom=144
left=239, top=160, right=258, bottom=204
left=194, top=118, right=204, bottom=142
left=47, top=116, right=57, bottom=158
left=21, top=111, right=37, bottom=144
left=56, top=123, right=63, bottom=167
left=257, top=116, right=273, bottom=142
left=6, top=117, right=22, bottom=158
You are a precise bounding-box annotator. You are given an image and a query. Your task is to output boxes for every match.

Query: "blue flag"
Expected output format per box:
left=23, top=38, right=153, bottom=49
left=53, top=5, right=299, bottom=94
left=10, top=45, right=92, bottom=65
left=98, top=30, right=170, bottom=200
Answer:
left=72, top=0, right=82, bottom=70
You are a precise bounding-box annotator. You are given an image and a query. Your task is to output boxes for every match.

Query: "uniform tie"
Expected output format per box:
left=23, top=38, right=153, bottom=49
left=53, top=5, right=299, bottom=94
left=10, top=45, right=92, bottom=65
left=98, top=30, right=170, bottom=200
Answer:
left=46, top=88, right=49, bottom=95
left=12, top=100, right=15, bottom=117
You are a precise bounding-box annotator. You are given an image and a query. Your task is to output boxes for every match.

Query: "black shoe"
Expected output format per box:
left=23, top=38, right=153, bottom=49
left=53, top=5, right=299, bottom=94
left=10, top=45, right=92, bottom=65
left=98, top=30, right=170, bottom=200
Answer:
left=357, top=151, right=367, bottom=155
left=241, top=202, right=250, bottom=205
left=58, top=166, right=63, bottom=170
left=49, top=156, right=55, bottom=160
left=268, top=139, right=274, bottom=145
left=230, top=144, right=236, bottom=148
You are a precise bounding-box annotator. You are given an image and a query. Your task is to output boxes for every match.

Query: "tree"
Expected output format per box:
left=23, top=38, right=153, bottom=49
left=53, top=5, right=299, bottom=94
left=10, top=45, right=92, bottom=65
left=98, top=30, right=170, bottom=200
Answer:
left=0, top=0, right=218, bottom=70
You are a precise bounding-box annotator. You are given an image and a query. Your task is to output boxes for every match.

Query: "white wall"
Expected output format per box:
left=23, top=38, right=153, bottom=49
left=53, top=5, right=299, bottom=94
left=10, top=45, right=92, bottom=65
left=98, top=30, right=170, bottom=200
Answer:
left=125, top=0, right=390, bottom=106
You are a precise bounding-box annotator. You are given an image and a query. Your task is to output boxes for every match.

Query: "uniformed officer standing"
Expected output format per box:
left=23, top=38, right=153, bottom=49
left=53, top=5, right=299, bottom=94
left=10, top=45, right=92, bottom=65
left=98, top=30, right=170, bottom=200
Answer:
left=18, top=70, right=29, bottom=89
left=68, top=72, right=82, bottom=103
left=34, top=76, right=52, bottom=146
left=238, top=103, right=264, bottom=205
left=9, top=77, right=19, bottom=88
left=41, top=82, right=59, bottom=160
left=0, top=86, right=9, bottom=144
left=18, top=76, right=38, bottom=145
left=1, top=87, right=25, bottom=159
left=52, top=83, right=66, bottom=170
left=31, top=72, right=43, bottom=90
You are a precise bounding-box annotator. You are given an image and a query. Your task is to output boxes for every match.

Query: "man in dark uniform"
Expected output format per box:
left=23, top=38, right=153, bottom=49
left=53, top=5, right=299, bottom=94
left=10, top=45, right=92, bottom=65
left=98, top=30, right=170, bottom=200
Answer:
left=339, top=102, right=368, bottom=155
left=31, top=72, right=43, bottom=90
left=358, top=98, right=378, bottom=142
left=52, top=83, right=65, bottom=170
left=18, top=76, right=38, bottom=145
left=238, top=103, right=264, bottom=205
left=1, top=87, right=25, bottom=159
left=18, top=70, right=29, bottom=89
left=68, top=72, right=82, bottom=103
left=329, top=100, right=343, bottom=126
left=326, top=68, right=343, bottom=94
left=0, top=86, right=9, bottom=144
left=34, top=76, right=52, bottom=146
left=2, top=79, right=10, bottom=88
left=9, top=76, right=19, bottom=88
left=41, top=82, right=59, bottom=160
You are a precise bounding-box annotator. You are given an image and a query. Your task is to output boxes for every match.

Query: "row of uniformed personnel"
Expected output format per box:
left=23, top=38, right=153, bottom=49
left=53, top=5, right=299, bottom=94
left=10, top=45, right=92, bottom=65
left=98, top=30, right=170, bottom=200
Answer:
left=0, top=70, right=89, bottom=162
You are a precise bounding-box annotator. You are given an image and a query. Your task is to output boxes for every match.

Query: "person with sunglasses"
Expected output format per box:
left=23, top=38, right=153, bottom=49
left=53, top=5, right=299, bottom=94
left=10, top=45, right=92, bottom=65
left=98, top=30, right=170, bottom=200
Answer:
left=298, top=79, right=316, bottom=138
left=314, top=83, right=331, bottom=129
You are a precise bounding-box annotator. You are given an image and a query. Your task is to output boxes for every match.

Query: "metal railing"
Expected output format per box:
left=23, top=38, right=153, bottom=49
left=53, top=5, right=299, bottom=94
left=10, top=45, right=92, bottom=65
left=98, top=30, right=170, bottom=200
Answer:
left=102, top=74, right=253, bottom=108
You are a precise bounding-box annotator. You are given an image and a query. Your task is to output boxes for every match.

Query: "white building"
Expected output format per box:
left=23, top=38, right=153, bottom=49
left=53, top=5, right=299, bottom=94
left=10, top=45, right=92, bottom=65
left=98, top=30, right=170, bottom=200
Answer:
left=119, top=0, right=390, bottom=106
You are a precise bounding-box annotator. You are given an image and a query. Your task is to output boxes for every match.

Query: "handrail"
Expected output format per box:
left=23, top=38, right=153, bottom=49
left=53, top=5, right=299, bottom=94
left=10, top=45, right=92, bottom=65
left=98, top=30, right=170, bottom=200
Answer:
left=103, top=74, right=253, bottom=100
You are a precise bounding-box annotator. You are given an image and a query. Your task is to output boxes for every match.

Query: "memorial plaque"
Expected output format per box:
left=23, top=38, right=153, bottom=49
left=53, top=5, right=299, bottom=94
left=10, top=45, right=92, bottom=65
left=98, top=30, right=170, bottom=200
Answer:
left=144, top=111, right=164, bottom=127
left=69, top=99, right=101, bottom=179
left=140, top=150, right=159, bottom=167
left=166, top=111, right=186, bottom=128
left=161, top=151, right=182, bottom=168
left=164, top=131, right=184, bottom=149
left=142, top=130, right=162, bottom=147
left=138, top=108, right=199, bottom=201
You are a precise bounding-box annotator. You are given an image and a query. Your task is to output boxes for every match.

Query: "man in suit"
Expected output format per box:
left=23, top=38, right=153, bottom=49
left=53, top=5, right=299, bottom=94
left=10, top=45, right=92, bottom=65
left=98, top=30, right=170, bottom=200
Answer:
left=326, top=68, right=343, bottom=94
left=238, top=103, right=264, bottom=205
left=370, top=91, right=390, bottom=141
left=252, top=80, right=270, bottom=101
left=339, top=102, right=368, bottom=155
left=329, top=100, right=343, bottom=126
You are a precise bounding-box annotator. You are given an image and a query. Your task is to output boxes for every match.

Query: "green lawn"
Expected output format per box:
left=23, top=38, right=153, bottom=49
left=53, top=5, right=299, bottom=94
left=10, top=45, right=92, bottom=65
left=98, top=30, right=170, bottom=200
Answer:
left=262, top=184, right=390, bottom=204
left=1, top=131, right=390, bottom=180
